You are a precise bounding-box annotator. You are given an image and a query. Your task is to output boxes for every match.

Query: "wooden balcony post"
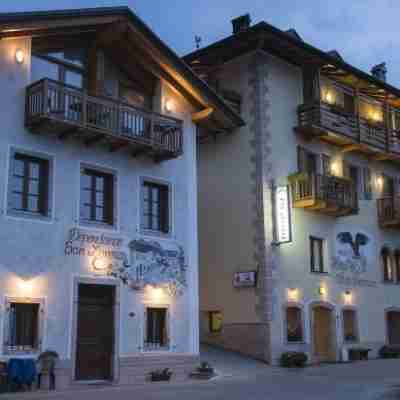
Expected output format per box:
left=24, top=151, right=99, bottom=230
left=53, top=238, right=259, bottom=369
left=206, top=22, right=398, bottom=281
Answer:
left=384, top=99, right=390, bottom=152
left=150, top=113, right=155, bottom=146
left=42, top=79, right=49, bottom=116
left=82, top=92, right=87, bottom=127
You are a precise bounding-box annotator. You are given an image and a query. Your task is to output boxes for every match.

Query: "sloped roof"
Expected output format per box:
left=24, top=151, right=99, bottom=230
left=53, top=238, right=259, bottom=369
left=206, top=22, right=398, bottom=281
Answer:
left=0, top=7, right=245, bottom=129
left=184, top=20, right=400, bottom=107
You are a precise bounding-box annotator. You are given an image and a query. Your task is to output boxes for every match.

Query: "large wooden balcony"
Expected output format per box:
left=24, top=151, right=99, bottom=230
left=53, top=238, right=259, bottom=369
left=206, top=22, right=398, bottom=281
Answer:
left=25, top=79, right=183, bottom=161
left=377, top=197, right=400, bottom=229
left=296, top=102, right=400, bottom=162
left=289, top=172, right=358, bottom=217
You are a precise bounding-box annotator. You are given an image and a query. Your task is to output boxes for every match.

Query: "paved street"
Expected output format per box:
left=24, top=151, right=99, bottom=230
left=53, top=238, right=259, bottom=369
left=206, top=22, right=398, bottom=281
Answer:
left=5, top=346, right=400, bottom=400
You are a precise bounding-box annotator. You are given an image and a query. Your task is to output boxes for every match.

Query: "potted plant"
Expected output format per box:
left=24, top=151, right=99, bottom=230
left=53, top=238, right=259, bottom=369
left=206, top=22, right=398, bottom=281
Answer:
left=149, top=368, right=173, bottom=382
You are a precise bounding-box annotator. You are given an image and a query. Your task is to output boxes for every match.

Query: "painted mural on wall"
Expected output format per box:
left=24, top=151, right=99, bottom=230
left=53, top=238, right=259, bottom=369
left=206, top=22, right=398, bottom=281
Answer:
left=128, top=239, right=188, bottom=297
left=332, top=230, right=377, bottom=287
left=64, top=228, right=129, bottom=274
left=64, top=229, right=187, bottom=296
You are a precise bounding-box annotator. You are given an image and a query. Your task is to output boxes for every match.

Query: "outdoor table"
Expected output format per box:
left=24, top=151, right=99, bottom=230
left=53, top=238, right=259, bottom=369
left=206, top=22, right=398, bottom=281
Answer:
left=7, top=358, right=37, bottom=391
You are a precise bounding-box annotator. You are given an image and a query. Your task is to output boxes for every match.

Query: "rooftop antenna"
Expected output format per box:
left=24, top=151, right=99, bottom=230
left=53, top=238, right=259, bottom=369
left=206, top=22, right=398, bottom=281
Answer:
left=195, top=35, right=202, bottom=49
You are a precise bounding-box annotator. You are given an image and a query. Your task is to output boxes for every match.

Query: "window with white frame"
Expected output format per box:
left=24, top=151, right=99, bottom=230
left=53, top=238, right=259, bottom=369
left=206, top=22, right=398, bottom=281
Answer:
left=144, top=307, right=169, bottom=351
left=3, top=298, right=44, bottom=355
left=80, top=165, right=117, bottom=228
left=141, top=179, right=171, bottom=235
left=286, top=306, right=304, bottom=343
left=7, top=149, right=53, bottom=220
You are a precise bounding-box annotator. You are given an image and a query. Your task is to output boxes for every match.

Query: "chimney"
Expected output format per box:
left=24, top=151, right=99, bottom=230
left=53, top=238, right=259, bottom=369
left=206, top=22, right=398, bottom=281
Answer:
left=231, top=14, right=251, bottom=34
left=371, top=62, right=387, bottom=82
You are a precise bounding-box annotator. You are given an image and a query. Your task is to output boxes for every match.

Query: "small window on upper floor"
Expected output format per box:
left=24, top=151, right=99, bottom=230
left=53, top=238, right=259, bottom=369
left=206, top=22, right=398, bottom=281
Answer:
left=310, top=236, right=325, bottom=273
left=141, top=180, right=170, bottom=235
left=7, top=150, right=53, bottom=221
left=297, top=146, right=318, bottom=174
left=80, top=167, right=115, bottom=227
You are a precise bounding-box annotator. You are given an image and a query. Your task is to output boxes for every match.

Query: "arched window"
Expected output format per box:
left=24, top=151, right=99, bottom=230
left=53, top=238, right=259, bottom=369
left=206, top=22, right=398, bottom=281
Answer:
left=342, top=309, right=358, bottom=343
left=382, top=247, right=394, bottom=283
left=286, top=306, right=303, bottom=343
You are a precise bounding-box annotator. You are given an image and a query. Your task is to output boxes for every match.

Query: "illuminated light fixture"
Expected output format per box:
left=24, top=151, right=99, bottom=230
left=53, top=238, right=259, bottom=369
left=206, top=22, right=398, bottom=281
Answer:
left=15, top=49, right=24, bottom=64
left=324, top=90, right=334, bottom=104
left=164, top=98, right=174, bottom=113
left=376, top=175, right=384, bottom=190
left=344, top=290, right=352, bottom=304
left=288, top=288, right=299, bottom=301
left=371, top=111, right=381, bottom=122
left=318, top=286, right=326, bottom=296
left=330, top=161, right=340, bottom=176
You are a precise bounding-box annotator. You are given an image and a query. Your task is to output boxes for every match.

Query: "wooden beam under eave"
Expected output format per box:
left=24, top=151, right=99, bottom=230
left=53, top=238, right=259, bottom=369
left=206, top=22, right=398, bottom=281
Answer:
left=192, top=107, right=213, bottom=123
left=341, top=144, right=362, bottom=153
left=374, top=153, right=390, bottom=161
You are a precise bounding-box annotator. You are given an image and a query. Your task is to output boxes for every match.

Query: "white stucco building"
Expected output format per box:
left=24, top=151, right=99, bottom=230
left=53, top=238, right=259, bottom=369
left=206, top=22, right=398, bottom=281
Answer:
left=185, top=15, right=400, bottom=364
left=0, top=7, right=242, bottom=387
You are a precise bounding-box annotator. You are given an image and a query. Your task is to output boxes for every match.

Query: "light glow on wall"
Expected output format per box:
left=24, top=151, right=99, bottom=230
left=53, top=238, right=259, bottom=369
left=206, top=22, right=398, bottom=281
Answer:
left=17, top=277, right=34, bottom=295
left=376, top=174, right=384, bottom=191
left=145, top=285, right=166, bottom=302
left=344, top=290, right=352, bottom=305
left=164, top=98, right=175, bottom=113
left=15, top=49, right=24, bottom=64
left=288, top=288, right=299, bottom=302
left=318, top=286, right=327, bottom=297
left=330, top=161, right=341, bottom=176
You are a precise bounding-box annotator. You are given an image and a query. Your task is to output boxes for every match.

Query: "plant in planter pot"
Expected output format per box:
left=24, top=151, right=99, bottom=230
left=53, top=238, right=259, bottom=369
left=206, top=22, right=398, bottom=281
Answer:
left=379, top=345, right=400, bottom=359
left=280, top=352, right=308, bottom=368
left=197, top=362, right=214, bottom=374
left=149, top=368, right=173, bottom=382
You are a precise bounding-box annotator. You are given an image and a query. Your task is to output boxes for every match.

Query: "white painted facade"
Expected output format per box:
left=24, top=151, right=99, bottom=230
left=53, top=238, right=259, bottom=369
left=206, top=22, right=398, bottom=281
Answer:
left=198, top=48, right=400, bottom=364
left=0, top=35, right=200, bottom=385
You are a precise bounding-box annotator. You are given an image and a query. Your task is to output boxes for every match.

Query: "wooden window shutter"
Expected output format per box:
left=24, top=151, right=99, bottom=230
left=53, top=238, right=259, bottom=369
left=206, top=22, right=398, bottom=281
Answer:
left=297, top=146, right=307, bottom=173
left=363, top=168, right=372, bottom=200
left=105, top=174, right=114, bottom=225
left=321, top=154, right=331, bottom=176
left=342, top=160, right=350, bottom=179
left=160, top=185, right=170, bottom=234
left=39, top=160, right=49, bottom=216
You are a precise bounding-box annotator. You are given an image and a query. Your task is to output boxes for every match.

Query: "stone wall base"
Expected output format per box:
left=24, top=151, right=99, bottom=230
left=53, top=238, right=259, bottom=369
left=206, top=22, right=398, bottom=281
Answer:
left=118, top=354, right=199, bottom=385
left=50, top=354, right=198, bottom=390
left=201, top=323, right=270, bottom=362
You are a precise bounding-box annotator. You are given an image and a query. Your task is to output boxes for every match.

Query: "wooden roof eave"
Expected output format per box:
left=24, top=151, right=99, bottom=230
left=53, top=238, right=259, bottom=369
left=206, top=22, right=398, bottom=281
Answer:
left=0, top=7, right=244, bottom=131
left=184, top=21, right=400, bottom=109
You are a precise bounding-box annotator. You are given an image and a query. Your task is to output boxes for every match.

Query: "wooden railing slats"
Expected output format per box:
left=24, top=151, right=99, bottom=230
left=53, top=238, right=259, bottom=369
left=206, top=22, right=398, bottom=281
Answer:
left=25, top=79, right=183, bottom=157
left=298, top=102, right=399, bottom=155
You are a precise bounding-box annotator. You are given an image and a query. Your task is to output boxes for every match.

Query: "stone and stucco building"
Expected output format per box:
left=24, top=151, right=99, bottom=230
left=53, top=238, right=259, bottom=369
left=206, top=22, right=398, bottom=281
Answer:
left=0, top=7, right=242, bottom=388
left=185, top=15, right=400, bottom=364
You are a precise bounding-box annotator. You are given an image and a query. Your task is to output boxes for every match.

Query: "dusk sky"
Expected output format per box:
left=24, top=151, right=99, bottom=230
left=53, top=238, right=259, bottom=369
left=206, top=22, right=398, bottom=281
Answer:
left=1, top=0, right=399, bottom=86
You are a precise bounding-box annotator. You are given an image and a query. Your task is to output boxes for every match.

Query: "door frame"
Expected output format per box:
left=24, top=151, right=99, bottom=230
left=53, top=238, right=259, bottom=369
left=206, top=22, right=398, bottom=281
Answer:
left=310, top=301, right=337, bottom=363
left=71, top=276, right=120, bottom=383
left=385, top=307, right=400, bottom=345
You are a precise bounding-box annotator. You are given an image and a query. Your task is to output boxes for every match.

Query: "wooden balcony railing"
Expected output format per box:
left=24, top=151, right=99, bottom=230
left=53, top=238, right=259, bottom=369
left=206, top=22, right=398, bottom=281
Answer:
left=377, top=196, right=400, bottom=229
left=25, top=79, right=183, bottom=161
left=297, top=102, right=397, bottom=158
left=289, top=172, right=358, bottom=217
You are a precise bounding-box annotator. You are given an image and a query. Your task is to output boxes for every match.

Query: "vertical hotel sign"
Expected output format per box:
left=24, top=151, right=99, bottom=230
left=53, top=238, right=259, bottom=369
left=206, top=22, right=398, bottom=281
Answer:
left=274, top=185, right=292, bottom=244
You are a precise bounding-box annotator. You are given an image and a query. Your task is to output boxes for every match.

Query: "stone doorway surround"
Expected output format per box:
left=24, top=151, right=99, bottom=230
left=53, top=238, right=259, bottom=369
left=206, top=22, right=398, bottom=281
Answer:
left=310, top=301, right=337, bottom=363
left=70, top=276, right=121, bottom=385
